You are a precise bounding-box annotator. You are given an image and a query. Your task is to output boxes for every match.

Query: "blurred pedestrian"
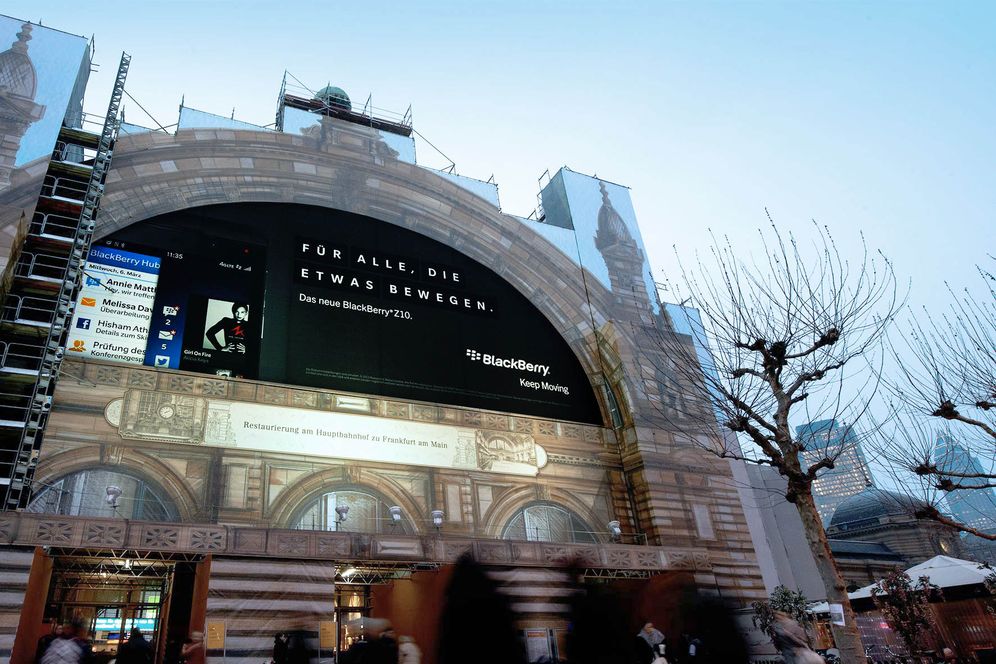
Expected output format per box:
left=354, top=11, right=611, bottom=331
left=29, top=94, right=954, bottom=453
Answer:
left=40, top=621, right=91, bottom=664
left=397, top=636, right=420, bottom=664
left=273, top=632, right=289, bottom=664
left=36, top=623, right=63, bottom=663
left=637, top=623, right=666, bottom=664
left=180, top=631, right=203, bottom=664
left=117, top=628, right=153, bottom=664
left=769, top=613, right=825, bottom=664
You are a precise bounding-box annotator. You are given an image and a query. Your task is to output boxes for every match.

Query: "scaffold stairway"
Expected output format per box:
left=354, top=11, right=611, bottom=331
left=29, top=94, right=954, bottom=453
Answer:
left=0, top=53, right=131, bottom=510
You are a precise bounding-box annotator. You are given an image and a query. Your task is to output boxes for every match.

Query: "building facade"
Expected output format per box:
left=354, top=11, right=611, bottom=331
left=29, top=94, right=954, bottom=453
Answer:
left=825, top=487, right=961, bottom=566
left=935, top=435, right=996, bottom=535
left=0, top=18, right=766, bottom=664
left=797, top=419, right=874, bottom=526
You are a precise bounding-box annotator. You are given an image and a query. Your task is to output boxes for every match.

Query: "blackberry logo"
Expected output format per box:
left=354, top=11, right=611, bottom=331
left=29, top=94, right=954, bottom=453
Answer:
left=465, top=348, right=550, bottom=377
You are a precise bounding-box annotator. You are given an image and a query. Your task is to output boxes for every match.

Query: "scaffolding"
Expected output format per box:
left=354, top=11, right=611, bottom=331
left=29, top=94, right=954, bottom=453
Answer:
left=0, top=53, right=131, bottom=510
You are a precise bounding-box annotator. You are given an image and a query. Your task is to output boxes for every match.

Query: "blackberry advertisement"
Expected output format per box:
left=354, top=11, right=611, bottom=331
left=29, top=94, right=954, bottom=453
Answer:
left=91, top=203, right=601, bottom=424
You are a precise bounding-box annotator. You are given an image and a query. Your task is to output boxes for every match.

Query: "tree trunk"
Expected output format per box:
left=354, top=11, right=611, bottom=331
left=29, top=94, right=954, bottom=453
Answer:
left=794, top=489, right=866, bottom=664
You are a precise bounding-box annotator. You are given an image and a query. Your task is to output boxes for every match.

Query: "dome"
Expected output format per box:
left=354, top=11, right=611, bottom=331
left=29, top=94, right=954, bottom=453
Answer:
left=594, top=181, right=633, bottom=251
left=0, top=23, right=37, bottom=98
left=828, top=487, right=929, bottom=531
left=314, top=84, right=351, bottom=112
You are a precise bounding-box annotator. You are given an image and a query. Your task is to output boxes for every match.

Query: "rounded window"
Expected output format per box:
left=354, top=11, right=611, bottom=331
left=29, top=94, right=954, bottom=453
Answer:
left=294, top=489, right=415, bottom=535
left=27, top=467, right=180, bottom=522
left=501, top=503, right=597, bottom=544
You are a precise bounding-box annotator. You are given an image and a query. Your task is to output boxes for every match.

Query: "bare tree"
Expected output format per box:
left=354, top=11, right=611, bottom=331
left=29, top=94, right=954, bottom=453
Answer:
left=649, top=219, right=901, bottom=664
left=875, top=261, right=995, bottom=541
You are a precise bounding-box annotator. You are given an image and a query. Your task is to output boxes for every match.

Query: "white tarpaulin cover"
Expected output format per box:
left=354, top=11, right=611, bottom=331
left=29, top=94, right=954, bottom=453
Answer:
left=811, top=555, right=991, bottom=613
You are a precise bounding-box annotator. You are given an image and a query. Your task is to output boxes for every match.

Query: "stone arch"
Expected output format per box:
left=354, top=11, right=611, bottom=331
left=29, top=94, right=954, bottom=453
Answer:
left=480, top=484, right=607, bottom=543
left=268, top=466, right=426, bottom=533
left=98, top=127, right=620, bottom=426
left=29, top=447, right=199, bottom=522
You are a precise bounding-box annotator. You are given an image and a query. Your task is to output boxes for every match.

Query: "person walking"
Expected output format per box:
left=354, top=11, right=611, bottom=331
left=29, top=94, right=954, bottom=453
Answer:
left=117, top=628, right=153, bottom=664
left=180, top=631, right=204, bottom=664
left=397, top=636, right=420, bottom=664
left=36, top=624, right=63, bottom=663
left=40, top=621, right=91, bottom=664
left=769, top=613, right=825, bottom=664
left=637, top=623, right=666, bottom=664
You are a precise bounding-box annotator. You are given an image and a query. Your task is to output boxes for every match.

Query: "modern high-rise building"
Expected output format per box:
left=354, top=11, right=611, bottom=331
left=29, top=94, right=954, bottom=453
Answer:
left=0, top=13, right=767, bottom=664
left=934, top=435, right=996, bottom=536
left=797, top=419, right=874, bottom=526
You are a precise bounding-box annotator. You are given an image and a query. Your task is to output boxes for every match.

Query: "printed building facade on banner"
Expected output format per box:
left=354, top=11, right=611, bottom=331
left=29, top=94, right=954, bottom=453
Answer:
left=0, top=30, right=769, bottom=664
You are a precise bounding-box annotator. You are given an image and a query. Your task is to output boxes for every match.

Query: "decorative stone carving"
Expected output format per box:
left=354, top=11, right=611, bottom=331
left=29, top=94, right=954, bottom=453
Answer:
left=119, top=390, right=207, bottom=444
left=444, top=542, right=472, bottom=560
left=189, top=527, right=226, bottom=550
left=275, top=533, right=310, bottom=555
left=0, top=514, right=14, bottom=541
left=607, top=549, right=631, bottom=568
left=83, top=522, right=125, bottom=547
left=385, top=402, right=409, bottom=418
left=636, top=550, right=662, bottom=568
left=141, top=526, right=180, bottom=548
left=484, top=414, right=509, bottom=431
left=93, top=366, right=124, bottom=385
left=475, top=541, right=511, bottom=563
left=261, top=386, right=287, bottom=405
left=412, top=405, right=437, bottom=422
left=35, top=520, right=74, bottom=544
left=166, top=375, right=195, bottom=393
left=199, top=380, right=229, bottom=397
left=561, top=424, right=581, bottom=439
left=233, top=529, right=267, bottom=554
left=316, top=535, right=350, bottom=557
left=290, top=390, right=317, bottom=407
left=511, top=418, right=533, bottom=433
left=127, top=371, right=157, bottom=389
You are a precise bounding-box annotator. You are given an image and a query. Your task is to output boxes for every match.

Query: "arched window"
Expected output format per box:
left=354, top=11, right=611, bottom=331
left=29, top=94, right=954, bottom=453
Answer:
left=294, top=489, right=415, bottom=535
left=27, top=467, right=180, bottom=522
left=501, top=503, right=598, bottom=544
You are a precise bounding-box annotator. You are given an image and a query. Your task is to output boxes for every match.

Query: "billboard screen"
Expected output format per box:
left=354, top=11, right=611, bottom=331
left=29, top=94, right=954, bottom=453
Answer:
left=69, top=203, right=602, bottom=424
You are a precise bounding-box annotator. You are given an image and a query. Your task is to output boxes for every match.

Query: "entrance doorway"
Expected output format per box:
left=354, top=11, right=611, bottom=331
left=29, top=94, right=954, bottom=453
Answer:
left=333, top=585, right=371, bottom=657
left=42, top=552, right=199, bottom=664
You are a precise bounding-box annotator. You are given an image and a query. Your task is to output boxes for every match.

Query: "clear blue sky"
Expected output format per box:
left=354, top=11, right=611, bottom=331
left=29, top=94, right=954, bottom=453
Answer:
left=8, top=1, right=994, bottom=476
left=11, top=1, right=991, bottom=304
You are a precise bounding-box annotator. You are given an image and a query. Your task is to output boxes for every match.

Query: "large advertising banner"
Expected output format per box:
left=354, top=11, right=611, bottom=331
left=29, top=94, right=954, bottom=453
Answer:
left=90, top=203, right=602, bottom=424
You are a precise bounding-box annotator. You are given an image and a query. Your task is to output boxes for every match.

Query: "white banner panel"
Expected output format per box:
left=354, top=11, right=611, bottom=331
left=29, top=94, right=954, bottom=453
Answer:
left=201, top=399, right=543, bottom=476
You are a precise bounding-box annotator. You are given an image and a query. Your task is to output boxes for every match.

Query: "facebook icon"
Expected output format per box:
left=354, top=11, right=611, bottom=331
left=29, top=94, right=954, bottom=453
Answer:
left=76, top=318, right=91, bottom=330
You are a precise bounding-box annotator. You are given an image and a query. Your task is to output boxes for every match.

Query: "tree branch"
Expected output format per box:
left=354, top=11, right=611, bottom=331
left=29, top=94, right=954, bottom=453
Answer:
left=915, top=504, right=996, bottom=541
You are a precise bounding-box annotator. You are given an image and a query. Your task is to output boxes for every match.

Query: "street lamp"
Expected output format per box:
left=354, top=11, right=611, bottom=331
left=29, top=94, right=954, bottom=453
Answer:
left=334, top=504, right=349, bottom=531
left=388, top=505, right=403, bottom=525
left=431, top=509, right=444, bottom=531
left=608, top=520, right=622, bottom=542
left=105, top=485, right=122, bottom=513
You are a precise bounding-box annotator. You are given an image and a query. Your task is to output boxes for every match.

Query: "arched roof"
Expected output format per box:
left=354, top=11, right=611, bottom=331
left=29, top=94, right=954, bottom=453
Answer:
left=829, top=487, right=929, bottom=530
left=97, top=125, right=624, bottom=425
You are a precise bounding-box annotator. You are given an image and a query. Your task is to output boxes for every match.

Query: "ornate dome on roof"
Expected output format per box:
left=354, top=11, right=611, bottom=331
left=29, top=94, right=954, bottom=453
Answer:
left=0, top=23, right=37, bottom=98
left=314, top=84, right=351, bottom=112
left=594, top=181, right=633, bottom=251
left=829, top=487, right=929, bottom=530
